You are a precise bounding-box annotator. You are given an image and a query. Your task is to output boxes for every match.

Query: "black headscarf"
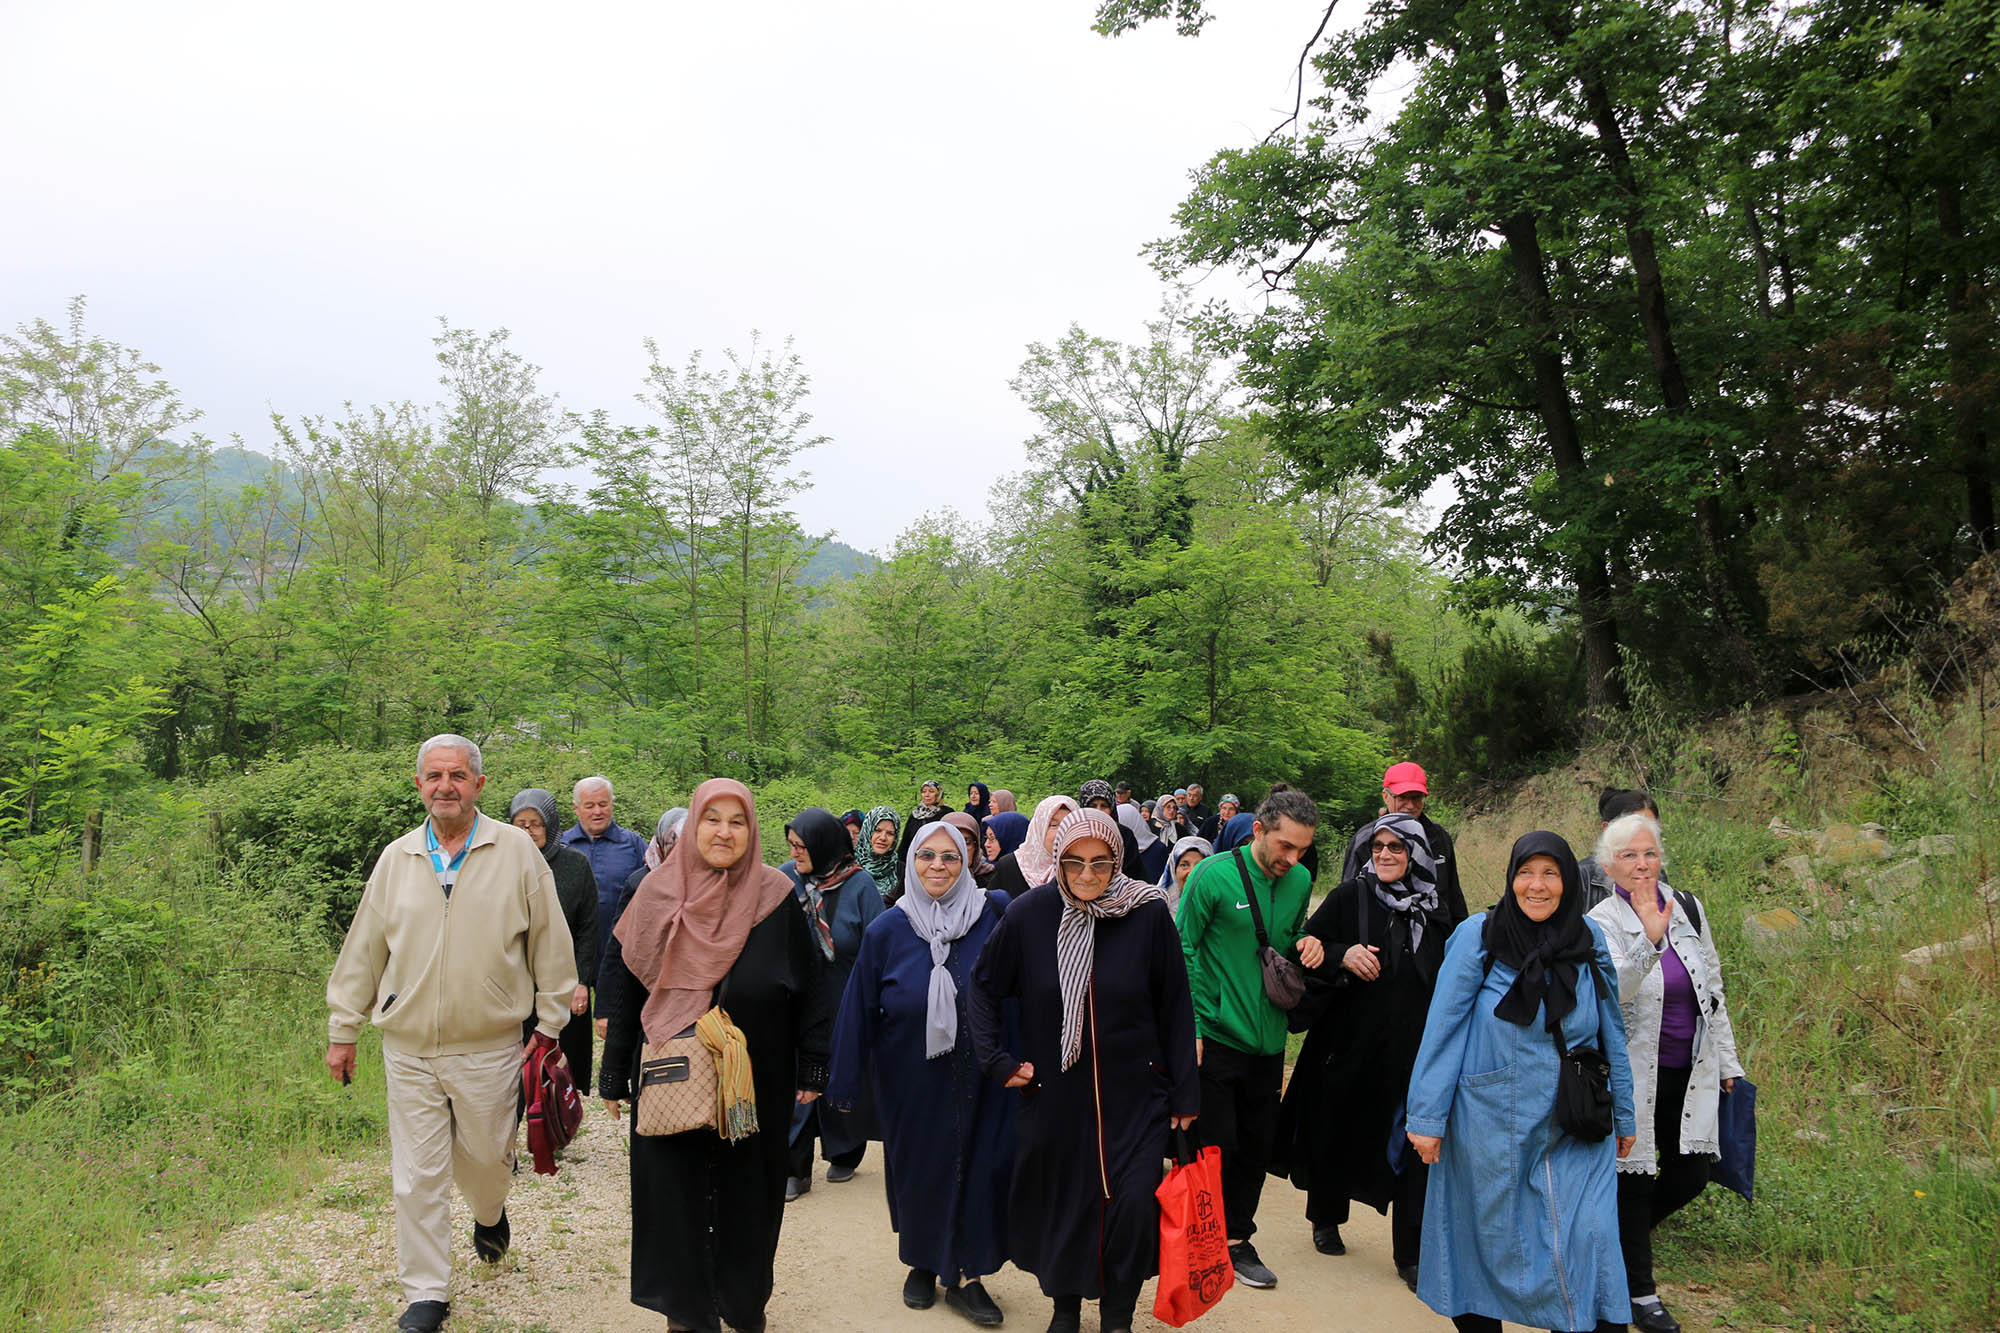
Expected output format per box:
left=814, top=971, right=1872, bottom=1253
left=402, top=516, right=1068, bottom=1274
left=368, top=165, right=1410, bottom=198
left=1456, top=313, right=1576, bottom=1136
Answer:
left=788, top=807, right=858, bottom=884
left=964, top=781, right=993, bottom=824
left=1482, top=830, right=1597, bottom=1032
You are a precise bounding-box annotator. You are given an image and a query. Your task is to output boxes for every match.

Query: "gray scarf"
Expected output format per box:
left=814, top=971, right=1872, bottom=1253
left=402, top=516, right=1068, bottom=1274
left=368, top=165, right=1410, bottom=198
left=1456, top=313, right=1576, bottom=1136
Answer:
left=1361, top=813, right=1440, bottom=953
left=1052, top=810, right=1167, bottom=1072
left=895, top=824, right=989, bottom=1058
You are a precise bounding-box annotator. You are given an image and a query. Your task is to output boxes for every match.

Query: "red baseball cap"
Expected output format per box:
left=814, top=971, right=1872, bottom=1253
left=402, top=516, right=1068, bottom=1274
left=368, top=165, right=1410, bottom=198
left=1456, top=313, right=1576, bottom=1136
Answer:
left=1383, top=761, right=1429, bottom=795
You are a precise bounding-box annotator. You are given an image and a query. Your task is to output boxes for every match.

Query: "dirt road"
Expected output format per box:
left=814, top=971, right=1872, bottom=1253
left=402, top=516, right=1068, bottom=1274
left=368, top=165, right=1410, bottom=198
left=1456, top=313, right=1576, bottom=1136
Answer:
left=103, top=1113, right=1469, bottom=1332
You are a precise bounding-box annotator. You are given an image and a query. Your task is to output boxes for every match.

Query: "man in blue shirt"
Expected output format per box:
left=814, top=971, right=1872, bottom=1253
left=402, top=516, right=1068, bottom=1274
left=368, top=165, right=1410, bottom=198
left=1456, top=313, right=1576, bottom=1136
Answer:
left=558, top=775, right=649, bottom=973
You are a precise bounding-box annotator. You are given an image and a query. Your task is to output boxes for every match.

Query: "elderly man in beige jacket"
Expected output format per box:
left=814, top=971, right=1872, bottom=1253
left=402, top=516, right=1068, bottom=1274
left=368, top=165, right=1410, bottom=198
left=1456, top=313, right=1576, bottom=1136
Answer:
left=326, top=734, right=577, bottom=1333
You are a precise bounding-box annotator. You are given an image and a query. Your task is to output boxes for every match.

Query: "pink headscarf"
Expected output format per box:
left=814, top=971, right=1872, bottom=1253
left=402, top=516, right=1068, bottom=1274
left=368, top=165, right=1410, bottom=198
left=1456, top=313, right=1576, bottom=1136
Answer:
left=1016, top=793, right=1078, bottom=888
left=613, top=778, right=795, bottom=1044
left=991, top=789, right=1019, bottom=814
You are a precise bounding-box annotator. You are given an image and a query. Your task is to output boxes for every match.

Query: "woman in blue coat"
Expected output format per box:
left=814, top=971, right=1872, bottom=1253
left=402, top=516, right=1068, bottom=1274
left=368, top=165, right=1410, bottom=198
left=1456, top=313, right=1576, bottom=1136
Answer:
left=783, top=807, right=885, bottom=1200
left=828, top=821, right=1014, bottom=1327
left=1405, top=830, right=1637, bottom=1333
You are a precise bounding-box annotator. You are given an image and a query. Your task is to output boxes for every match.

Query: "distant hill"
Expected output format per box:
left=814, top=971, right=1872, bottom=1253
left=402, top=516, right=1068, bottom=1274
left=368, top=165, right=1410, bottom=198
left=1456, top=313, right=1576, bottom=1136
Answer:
left=160, top=445, right=876, bottom=585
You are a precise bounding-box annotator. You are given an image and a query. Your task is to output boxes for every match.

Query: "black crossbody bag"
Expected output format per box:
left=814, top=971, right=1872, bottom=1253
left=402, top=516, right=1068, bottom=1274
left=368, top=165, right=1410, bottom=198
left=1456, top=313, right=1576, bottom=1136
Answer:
left=1552, top=961, right=1616, bottom=1142
left=1232, top=849, right=1306, bottom=1011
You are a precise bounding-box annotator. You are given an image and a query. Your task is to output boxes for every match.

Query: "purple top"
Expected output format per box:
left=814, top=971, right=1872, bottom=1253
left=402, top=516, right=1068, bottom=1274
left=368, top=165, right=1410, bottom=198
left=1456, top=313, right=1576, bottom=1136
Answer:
left=1616, top=885, right=1698, bottom=1069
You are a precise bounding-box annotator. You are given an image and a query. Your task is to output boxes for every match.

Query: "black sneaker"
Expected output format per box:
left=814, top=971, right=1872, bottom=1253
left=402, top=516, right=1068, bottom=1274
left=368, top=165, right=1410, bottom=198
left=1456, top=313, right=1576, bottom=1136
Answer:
left=904, top=1268, right=937, bottom=1309
left=397, top=1301, right=449, bottom=1332
left=1312, top=1224, right=1345, bottom=1255
left=784, top=1175, right=811, bottom=1202
left=945, top=1280, right=1004, bottom=1326
left=1045, top=1306, right=1082, bottom=1333
left=1398, top=1264, right=1420, bottom=1292
left=472, top=1211, right=509, bottom=1262
left=1632, top=1301, right=1682, bottom=1333
left=1229, top=1240, right=1277, bottom=1288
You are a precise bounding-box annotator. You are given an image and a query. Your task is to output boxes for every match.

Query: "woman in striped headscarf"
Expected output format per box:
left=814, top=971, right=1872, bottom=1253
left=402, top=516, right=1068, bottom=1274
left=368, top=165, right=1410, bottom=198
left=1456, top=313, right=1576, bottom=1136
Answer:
left=967, top=808, right=1199, bottom=1333
left=1273, top=812, right=1462, bottom=1288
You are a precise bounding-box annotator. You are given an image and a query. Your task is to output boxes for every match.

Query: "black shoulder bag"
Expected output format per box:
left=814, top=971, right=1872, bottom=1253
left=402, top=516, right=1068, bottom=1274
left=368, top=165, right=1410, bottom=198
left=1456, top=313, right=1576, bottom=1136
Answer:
left=1232, top=849, right=1306, bottom=1011
left=1552, top=960, right=1615, bottom=1142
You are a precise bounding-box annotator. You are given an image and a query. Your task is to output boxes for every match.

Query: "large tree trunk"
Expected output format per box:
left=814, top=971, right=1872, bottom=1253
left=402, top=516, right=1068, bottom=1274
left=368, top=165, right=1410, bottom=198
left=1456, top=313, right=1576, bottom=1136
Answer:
left=1566, top=49, right=1760, bottom=688
left=1938, top=173, right=1996, bottom=547
left=1482, top=69, right=1627, bottom=715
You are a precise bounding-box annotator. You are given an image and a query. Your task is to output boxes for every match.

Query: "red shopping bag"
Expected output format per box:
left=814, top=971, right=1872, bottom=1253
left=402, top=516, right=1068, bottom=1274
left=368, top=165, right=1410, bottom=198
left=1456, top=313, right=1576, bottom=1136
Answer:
left=1153, top=1127, right=1233, bottom=1327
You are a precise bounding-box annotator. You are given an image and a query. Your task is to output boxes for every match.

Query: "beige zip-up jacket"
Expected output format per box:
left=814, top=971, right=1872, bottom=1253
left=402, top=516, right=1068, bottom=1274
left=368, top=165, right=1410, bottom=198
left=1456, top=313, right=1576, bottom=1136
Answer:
left=327, top=815, right=578, bottom=1056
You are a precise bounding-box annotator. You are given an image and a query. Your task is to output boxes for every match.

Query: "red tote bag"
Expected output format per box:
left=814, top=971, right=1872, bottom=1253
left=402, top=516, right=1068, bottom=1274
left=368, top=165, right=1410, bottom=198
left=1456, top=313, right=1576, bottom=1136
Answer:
left=1153, top=1127, right=1233, bottom=1327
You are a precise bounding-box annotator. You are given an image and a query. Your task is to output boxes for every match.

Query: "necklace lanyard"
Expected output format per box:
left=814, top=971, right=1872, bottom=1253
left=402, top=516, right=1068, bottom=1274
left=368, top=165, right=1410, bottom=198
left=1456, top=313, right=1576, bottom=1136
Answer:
left=425, top=814, right=477, bottom=898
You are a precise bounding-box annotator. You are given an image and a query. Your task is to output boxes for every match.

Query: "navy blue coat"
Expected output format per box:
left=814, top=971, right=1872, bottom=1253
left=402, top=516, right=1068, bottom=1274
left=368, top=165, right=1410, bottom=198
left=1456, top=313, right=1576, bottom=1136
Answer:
left=967, top=883, right=1199, bottom=1298
left=560, top=820, right=649, bottom=967
left=828, top=892, right=1015, bottom=1284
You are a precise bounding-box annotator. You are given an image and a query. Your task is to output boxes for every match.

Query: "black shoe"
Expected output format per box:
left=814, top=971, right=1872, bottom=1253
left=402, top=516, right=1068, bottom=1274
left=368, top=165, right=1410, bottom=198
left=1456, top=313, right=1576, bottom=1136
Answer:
left=1045, top=1308, right=1081, bottom=1333
left=945, top=1280, right=1004, bottom=1326
left=472, top=1210, right=509, bottom=1262
left=827, top=1162, right=857, bottom=1183
left=1230, top=1240, right=1277, bottom=1289
left=904, top=1268, right=937, bottom=1309
left=1312, top=1224, right=1345, bottom=1255
left=784, top=1175, right=810, bottom=1202
left=397, top=1301, right=449, bottom=1332
left=1632, top=1301, right=1682, bottom=1333
left=1398, top=1264, right=1420, bottom=1292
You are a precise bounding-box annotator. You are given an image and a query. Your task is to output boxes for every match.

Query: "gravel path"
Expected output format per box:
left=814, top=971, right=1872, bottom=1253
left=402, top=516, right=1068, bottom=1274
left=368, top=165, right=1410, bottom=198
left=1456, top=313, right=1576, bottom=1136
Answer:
left=99, top=1109, right=1466, bottom=1332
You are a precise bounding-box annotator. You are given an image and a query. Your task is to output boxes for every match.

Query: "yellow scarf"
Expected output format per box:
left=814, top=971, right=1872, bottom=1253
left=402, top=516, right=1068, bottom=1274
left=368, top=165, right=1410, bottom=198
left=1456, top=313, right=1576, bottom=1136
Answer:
left=696, top=1006, right=758, bottom=1141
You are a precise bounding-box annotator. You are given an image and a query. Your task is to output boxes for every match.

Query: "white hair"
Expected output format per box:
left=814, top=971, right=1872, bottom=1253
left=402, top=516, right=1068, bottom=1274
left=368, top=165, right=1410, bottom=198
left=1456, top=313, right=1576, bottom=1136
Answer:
left=573, top=775, right=614, bottom=803
left=416, top=733, right=482, bottom=776
left=1596, top=812, right=1665, bottom=866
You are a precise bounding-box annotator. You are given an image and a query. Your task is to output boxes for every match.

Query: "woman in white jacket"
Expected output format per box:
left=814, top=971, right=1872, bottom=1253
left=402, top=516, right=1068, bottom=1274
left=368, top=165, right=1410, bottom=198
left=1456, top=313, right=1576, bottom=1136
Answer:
left=1587, top=811, right=1745, bottom=1333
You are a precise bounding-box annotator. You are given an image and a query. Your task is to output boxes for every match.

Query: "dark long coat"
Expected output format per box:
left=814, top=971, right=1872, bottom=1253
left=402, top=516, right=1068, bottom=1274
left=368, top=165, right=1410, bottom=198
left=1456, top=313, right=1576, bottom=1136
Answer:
left=785, top=864, right=883, bottom=1156
left=598, top=897, right=831, bottom=1333
left=1272, top=878, right=1453, bottom=1210
left=827, top=892, right=1016, bottom=1284
left=967, top=883, right=1199, bottom=1298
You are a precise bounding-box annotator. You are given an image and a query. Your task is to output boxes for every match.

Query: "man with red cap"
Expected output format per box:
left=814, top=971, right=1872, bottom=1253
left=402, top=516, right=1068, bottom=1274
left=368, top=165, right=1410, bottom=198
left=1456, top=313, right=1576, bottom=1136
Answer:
left=1339, top=762, right=1468, bottom=924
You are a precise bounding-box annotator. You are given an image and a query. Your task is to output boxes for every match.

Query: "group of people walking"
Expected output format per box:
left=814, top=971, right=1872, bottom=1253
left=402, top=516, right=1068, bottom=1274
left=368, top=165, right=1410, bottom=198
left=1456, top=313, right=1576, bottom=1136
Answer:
left=327, top=740, right=1745, bottom=1333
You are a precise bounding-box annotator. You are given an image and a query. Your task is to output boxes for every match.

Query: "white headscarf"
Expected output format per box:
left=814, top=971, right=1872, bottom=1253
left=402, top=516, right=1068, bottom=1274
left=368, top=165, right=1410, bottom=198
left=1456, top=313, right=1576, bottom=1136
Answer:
left=1116, top=800, right=1159, bottom=853
left=1016, top=794, right=1077, bottom=888
left=895, top=822, right=989, bottom=1058
left=1156, top=834, right=1213, bottom=915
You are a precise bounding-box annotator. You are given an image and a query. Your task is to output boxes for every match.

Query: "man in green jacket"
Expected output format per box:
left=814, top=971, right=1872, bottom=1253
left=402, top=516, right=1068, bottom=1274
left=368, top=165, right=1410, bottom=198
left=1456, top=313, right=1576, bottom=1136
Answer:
left=1177, top=788, right=1326, bottom=1291
left=326, top=734, right=577, bottom=1333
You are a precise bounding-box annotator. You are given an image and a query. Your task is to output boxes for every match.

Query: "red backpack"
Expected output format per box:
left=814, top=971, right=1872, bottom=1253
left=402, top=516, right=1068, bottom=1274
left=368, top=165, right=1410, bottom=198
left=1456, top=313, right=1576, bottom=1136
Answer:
left=521, top=1040, right=584, bottom=1175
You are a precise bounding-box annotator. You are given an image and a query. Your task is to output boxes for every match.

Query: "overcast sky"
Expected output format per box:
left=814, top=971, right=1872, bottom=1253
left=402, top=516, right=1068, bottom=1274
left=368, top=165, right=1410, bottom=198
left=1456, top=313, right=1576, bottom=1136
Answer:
left=1, top=0, right=1323, bottom=554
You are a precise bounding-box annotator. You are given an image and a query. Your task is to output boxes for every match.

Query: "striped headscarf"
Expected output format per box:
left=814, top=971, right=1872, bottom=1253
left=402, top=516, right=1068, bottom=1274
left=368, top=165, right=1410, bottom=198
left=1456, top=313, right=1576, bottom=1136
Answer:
left=1359, top=812, right=1440, bottom=952
left=1051, top=808, right=1166, bottom=1072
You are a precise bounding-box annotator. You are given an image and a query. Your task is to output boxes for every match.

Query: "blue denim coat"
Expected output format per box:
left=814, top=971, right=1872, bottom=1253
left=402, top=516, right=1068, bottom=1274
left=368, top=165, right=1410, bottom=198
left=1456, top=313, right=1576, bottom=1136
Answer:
left=1406, top=914, right=1637, bottom=1331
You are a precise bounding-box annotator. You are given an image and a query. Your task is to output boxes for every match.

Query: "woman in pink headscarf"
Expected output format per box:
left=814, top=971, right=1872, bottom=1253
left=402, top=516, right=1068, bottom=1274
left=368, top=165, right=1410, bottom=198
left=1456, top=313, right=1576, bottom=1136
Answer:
left=598, top=778, right=833, bottom=1333
left=986, top=793, right=1077, bottom=901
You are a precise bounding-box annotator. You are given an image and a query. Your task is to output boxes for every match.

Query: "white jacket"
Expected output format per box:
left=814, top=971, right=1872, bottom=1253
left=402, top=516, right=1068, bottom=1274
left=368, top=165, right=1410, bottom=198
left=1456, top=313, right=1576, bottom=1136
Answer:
left=1588, top=889, right=1744, bottom=1174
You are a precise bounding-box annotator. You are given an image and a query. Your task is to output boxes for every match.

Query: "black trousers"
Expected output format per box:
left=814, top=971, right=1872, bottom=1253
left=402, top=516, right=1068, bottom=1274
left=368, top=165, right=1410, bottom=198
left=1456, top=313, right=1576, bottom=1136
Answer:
left=1617, top=1064, right=1711, bottom=1297
left=1197, top=1040, right=1284, bottom=1243
left=786, top=1101, right=864, bottom=1178
left=1052, top=1278, right=1142, bottom=1329
left=1307, top=1159, right=1429, bottom=1269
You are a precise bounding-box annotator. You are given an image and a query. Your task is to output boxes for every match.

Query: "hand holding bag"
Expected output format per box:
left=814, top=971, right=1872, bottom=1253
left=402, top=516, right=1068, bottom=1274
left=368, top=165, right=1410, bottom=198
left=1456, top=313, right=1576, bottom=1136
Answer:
left=1232, top=850, right=1305, bottom=1011
left=1153, top=1126, right=1234, bottom=1327
left=1712, top=1076, right=1757, bottom=1201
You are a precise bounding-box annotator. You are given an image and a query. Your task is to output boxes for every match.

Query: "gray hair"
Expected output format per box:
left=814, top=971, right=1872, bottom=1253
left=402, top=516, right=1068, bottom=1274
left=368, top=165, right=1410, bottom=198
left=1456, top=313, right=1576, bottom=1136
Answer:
left=416, top=733, right=482, bottom=776
left=1597, top=812, right=1665, bottom=867
left=1256, top=789, right=1320, bottom=830
left=573, top=775, right=614, bottom=803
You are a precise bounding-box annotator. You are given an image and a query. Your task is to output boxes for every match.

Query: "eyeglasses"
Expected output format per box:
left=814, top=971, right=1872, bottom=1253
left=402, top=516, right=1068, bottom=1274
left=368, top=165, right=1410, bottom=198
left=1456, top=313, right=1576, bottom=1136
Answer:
left=913, top=849, right=963, bottom=865
left=1059, top=857, right=1119, bottom=876
left=1613, top=849, right=1662, bottom=865
left=1369, top=841, right=1406, bottom=854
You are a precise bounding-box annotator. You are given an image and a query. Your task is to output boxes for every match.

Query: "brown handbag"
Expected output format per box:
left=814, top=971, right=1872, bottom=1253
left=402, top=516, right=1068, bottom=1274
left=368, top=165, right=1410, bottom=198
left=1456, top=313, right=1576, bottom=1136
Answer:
left=635, top=1022, right=720, bottom=1137
left=1232, top=849, right=1306, bottom=1010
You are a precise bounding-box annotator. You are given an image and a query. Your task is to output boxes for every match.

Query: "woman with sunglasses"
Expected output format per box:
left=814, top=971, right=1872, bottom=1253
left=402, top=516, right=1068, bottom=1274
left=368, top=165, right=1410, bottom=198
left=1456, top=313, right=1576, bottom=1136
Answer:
left=828, top=821, right=1016, bottom=1326
left=968, top=808, right=1199, bottom=1333
left=1273, top=813, right=1460, bottom=1288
